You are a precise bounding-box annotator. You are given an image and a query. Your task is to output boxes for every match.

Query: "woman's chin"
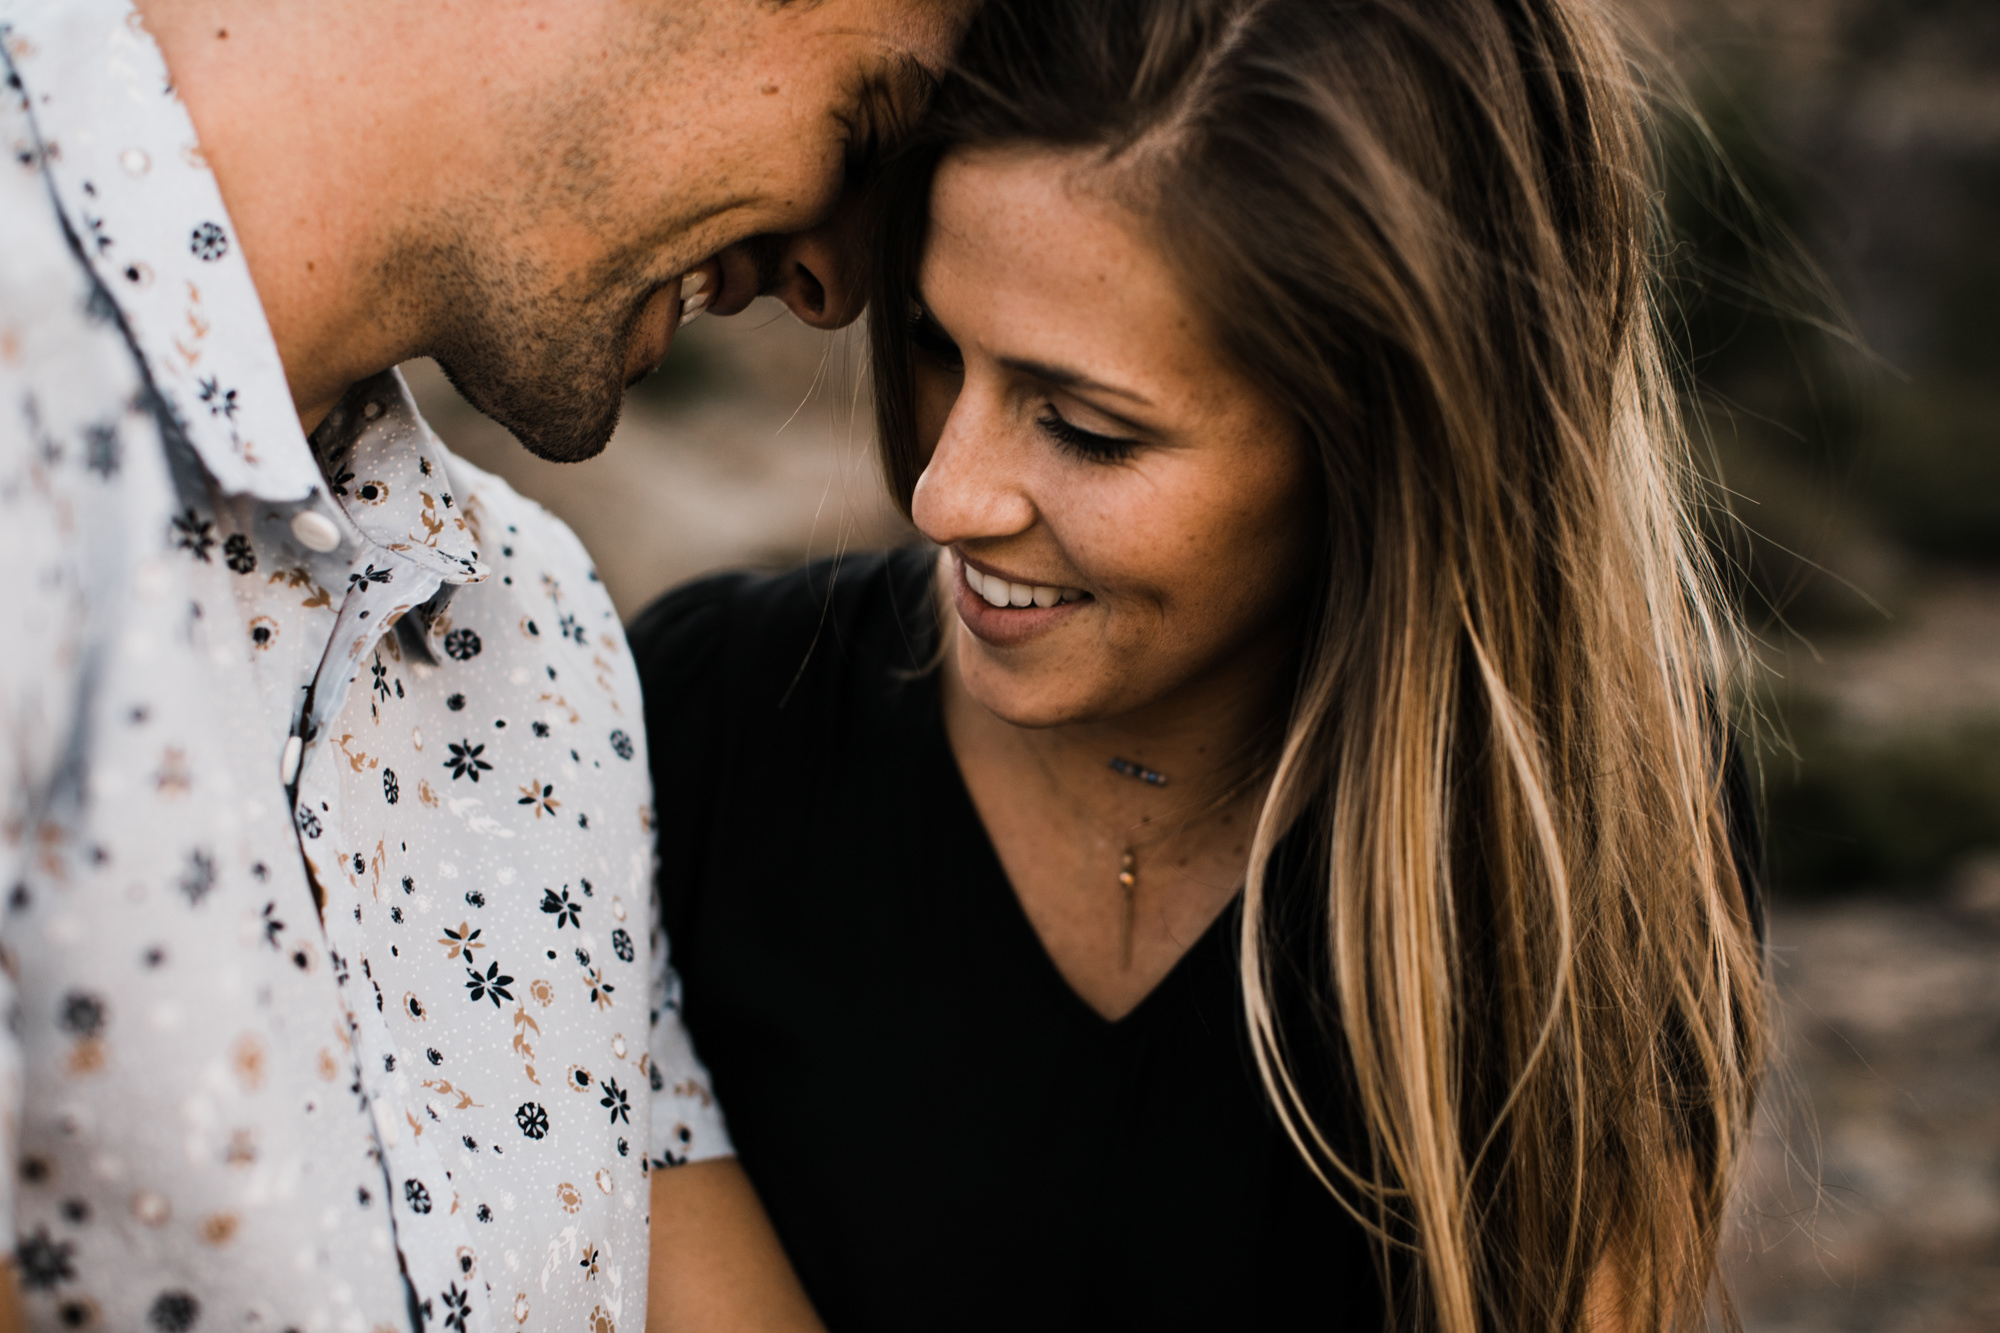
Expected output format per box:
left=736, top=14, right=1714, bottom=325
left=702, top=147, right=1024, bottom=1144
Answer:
left=954, top=642, right=1111, bottom=732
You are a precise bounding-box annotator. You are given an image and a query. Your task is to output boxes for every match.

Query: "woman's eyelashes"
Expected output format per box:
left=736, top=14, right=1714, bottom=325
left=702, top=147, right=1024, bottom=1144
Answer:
left=909, top=303, right=1135, bottom=461
left=1035, top=407, right=1137, bottom=463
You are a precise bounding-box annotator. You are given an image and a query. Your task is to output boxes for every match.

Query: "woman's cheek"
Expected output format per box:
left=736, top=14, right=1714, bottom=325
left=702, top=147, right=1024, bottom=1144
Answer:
left=1172, top=463, right=1313, bottom=637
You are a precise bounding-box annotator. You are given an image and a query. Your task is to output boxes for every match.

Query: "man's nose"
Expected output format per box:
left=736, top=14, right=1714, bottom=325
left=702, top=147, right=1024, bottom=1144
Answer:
left=761, top=199, right=869, bottom=330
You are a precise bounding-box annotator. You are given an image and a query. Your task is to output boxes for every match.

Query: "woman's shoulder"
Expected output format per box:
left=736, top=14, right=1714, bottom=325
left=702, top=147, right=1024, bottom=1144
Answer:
left=627, top=546, right=938, bottom=751
left=632, top=549, right=939, bottom=909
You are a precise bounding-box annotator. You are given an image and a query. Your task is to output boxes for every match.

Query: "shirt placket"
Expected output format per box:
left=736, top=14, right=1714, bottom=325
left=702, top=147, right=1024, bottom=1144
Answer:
left=293, top=542, right=490, bottom=1333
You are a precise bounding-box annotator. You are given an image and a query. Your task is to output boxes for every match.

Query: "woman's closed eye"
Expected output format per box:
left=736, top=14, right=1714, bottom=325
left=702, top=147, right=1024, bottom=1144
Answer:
left=909, top=300, right=1136, bottom=461
left=1035, top=406, right=1137, bottom=463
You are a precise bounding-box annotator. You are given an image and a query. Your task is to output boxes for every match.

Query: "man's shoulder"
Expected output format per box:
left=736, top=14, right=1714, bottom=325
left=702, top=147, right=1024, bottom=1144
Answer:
left=0, top=115, right=137, bottom=440
left=430, top=436, right=606, bottom=593
left=0, top=134, right=75, bottom=304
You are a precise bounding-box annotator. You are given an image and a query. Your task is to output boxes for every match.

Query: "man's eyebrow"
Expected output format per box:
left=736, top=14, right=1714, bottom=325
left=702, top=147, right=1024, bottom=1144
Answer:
left=998, top=357, right=1156, bottom=409
left=862, top=50, right=940, bottom=143
left=888, top=48, right=942, bottom=98
left=838, top=52, right=933, bottom=182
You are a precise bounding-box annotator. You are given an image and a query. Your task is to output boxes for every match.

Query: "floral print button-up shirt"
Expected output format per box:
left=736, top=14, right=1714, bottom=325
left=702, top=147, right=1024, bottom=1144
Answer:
left=0, top=3, right=729, bottom=1329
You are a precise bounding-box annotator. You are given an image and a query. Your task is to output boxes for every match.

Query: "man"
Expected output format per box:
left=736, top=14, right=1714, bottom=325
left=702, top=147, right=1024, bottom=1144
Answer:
left=0, top=0, right=965, bottom=1328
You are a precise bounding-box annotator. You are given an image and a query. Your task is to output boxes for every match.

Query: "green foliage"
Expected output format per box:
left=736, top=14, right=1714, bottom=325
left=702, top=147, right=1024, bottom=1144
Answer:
left=1763, top=701, right=2000, bottom=896
left=1657, top=17, right=2000, bottom=636
left=1657, top=1, right=2000, bottom=896
left=1865, top=378, right=2000, bottom=566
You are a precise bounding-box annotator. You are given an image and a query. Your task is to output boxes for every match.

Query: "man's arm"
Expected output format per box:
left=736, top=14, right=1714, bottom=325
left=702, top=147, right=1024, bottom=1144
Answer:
left=648, top=1159, right=825, bottom=1333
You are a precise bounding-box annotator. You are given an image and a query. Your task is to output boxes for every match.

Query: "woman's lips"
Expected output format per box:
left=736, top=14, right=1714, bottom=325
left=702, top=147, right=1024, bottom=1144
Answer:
left=950, top=550, right=1091, bottom=647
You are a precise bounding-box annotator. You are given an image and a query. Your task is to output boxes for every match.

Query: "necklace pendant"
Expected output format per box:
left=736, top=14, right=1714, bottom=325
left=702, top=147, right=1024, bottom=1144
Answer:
left=1118, top=847, right=1137, bottom=969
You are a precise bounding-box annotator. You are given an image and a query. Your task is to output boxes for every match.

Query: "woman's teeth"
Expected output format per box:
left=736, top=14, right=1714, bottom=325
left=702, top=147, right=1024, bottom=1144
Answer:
left=963, top=562, right=1085, bottom=610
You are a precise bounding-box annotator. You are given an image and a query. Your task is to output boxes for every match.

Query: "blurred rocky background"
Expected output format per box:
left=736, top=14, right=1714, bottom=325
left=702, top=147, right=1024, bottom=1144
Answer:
left=1639, top=0, right=2000, bottom=1327
left=407, top=0, right=1998, bottom=1324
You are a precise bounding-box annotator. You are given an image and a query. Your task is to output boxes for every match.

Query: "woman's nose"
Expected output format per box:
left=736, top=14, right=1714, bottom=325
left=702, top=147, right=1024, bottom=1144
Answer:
left=910, top=394, right=1037, bottom=546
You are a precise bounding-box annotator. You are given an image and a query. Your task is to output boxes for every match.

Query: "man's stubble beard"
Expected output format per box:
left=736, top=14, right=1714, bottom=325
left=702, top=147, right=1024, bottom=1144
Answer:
left=396, top=227, right=659, bottom=465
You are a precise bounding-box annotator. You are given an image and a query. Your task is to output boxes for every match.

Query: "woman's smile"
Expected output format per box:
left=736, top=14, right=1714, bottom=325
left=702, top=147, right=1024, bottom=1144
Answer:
left=950, top=549, right=1092, bottom=647
left=959, top=550, right=1089, bottom=609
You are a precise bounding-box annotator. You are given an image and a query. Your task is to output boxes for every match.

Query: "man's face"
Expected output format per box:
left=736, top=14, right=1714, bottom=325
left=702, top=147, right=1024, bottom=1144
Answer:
left=420, top=0, right=967, bottom=463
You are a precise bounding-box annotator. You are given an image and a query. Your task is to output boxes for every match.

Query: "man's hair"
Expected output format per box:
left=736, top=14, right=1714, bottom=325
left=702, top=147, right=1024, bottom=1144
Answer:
left=869, top=2, right=1767, bottom=1329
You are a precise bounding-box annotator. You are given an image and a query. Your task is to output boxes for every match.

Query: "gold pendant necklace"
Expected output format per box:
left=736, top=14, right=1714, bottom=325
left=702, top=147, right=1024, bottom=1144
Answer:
left=1118, top=847, right=1139, bottom=969
left=1014, top=740, right=1249, bottom=975
left=1109, top=757, right=1163, bottom=970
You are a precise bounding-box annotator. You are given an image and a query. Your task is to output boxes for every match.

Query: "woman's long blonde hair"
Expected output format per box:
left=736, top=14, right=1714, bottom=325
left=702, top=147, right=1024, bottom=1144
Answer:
left=870, top=1, right=1767, bottom=1328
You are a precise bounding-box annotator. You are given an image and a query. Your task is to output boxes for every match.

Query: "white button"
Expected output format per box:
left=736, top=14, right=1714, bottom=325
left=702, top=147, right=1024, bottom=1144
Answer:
left=280, top=735, right=303, bottom=785
left=290, top=510, right=342, bottom=553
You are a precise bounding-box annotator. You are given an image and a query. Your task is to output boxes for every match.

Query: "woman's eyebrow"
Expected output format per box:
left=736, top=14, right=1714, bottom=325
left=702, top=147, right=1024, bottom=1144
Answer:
left=998, top=356, right=1156, bottom=409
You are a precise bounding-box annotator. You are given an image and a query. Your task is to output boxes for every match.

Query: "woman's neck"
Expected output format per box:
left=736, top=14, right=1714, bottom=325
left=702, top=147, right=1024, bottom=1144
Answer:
left=948, top=676, right=1277, bottom=823
left=939, top=618, right=1295, bottom=1020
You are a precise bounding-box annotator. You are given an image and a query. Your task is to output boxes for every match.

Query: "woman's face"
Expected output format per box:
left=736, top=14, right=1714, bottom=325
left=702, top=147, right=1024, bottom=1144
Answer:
left=911, top=147, right=1319, bottom=730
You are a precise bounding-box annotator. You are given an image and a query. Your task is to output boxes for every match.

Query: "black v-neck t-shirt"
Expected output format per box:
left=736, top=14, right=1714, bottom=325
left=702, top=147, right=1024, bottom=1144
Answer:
left=630, top=550, right=1382, bottom=1332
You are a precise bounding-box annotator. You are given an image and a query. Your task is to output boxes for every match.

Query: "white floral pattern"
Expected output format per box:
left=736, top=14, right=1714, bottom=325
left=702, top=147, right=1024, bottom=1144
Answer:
left=0, top=2, right=728, bottom=1329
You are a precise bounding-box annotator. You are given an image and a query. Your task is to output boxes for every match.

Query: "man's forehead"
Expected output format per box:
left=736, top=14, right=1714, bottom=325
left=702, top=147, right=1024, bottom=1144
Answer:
left=903, top=0, right=979, bottom=78
left=826, top=0, right=974, bottom=81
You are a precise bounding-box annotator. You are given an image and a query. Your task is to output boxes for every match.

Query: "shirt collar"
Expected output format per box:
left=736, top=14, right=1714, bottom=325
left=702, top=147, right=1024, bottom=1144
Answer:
left=311, top=370, right=487, bottom=584
left=3, top=0, right=323, bottom=503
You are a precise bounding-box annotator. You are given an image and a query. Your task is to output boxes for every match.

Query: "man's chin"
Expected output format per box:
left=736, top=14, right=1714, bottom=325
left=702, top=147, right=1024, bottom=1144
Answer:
left=433, top=355, right=625, bottom=465
left=510, top=410, right=619, bottom=464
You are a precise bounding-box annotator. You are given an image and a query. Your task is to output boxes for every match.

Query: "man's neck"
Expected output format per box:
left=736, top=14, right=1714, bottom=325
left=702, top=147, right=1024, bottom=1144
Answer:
left=133, top=1, right=475, bottom=431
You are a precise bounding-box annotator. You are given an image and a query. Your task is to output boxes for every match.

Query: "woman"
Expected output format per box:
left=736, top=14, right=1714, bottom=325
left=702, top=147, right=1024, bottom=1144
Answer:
left=632, top=0, right=1766, bottom=1328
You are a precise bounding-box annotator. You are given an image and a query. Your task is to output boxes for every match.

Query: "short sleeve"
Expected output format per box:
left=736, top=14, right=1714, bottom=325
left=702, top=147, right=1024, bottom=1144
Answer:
left=645, top=885, right=733, bottom=1166
left=629, top=577, right=748, bottom=1168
